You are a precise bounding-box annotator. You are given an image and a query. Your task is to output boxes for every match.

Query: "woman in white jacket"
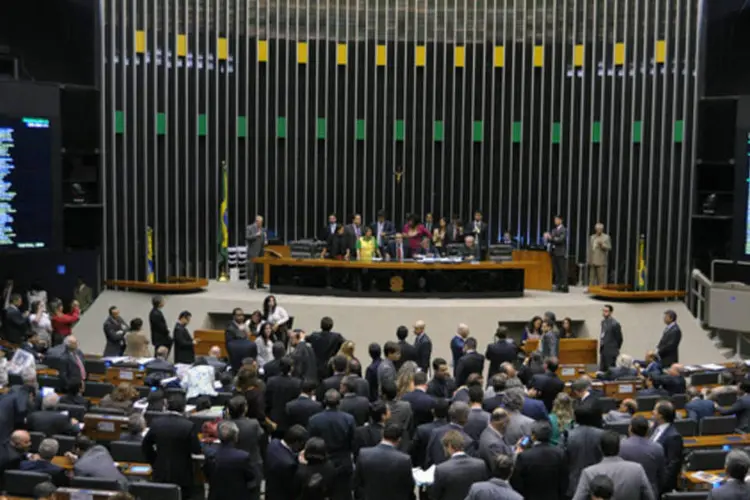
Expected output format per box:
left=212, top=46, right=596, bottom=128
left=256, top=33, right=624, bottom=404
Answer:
left=28, top=300, right=53, bottom=348
left=255, top=322, right=275, bottom=367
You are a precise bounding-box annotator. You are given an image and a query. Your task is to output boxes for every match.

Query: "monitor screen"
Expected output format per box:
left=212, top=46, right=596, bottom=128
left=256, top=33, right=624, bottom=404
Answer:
left=0, top=114, right=54, bottom=250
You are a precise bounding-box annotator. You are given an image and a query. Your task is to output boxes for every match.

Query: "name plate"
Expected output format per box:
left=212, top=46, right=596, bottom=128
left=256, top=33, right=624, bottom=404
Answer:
left=618, top=384, right=634, bottom=393
left=561, top=367, right=576, bottom=376
left=119, top=370, right=134, bottom=380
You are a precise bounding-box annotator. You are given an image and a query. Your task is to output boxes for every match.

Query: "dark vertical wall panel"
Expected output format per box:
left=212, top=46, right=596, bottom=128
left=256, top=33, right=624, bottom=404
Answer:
left=103, top=0, right=698, bottom=291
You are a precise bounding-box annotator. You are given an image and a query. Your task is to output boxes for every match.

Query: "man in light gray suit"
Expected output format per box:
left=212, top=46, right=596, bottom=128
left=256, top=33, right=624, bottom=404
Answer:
left=544, top=215, right=568, bottom=292
left=466, top=454, right=523, bottom=500
left=538, top=319, right=559, bottom=359
left=618, top=416, right=664, bottom=496
left=246, top=215, right=266, bottom=289
left=478, top=408, right=514, bottom=473
left=708, top=449, right=750, bottom=499
left=431, top=429, right=488, bottom=500
left=502, top=388, right=534, bottom=447
left=573, top=431, right=655, bottom=500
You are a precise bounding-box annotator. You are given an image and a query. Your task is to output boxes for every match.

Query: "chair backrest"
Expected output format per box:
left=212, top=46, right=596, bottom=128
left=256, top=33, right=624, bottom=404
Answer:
left=598, top=397, right=618, bottom=414
left=110, top=440, right=147, bottom=463
left=685, top=449, right=728, bottom=471
left=29, top=431, right=46, bottom=453
left=690, top=372, right=720, bottom=386
left=37, top=374, right=63, bottom=391
left=603, top=421, right=630, bottom=436
left=51, top=434, right=77, bottom=454
left=210, top=392, right=233, bottom=407
left=84, top=381, right=115, bottom=399
left=70, top=477, right=122, bottom=491
left=84, top=358, right=109, bottom=375
left=3, top=470, right=52, bottom=497
left=144, top=411, right=170, bottom=426
left=662, top=492, right=708, bottom=500
left=673, top=418, right=698, bottom=437
left=129, top=481, right=182, bottom=500
left=636, top=395, right=664, bottom=412
left=136, top=385, right=152, bottom=399
left=699, top=415, right=738, bottom=435
left=89, top=406, right=127, bottom=416
left=716, top=391, right=738, bottom=407
left=55, top=403, right=87, bottom=422
left=671, top=393, right=688, bottom=410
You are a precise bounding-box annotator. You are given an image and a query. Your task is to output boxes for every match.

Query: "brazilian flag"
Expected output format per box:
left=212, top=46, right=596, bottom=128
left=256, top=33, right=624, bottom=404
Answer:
left=218, top=162, right=229, bottom=270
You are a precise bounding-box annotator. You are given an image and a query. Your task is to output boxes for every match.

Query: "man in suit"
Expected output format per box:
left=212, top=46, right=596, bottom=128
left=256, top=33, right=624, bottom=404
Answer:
left=432, top=429, right=488, bottom=500
left=58, top=336, right=87, bottom=388
left=466, top=454, right=523, bottom=500
left=102, top=305, right=128, bottom=357
left=145, top=346, right=175, bottom=374
left=485, top=326, right=518, bottom=380
left=653, top=364, right=687, bottom=395
left=308, top=389, right=357, bottom=500
left=502, top=388, right=534, bottom=447
left=599, top=304, right=623, bottom=371
left=424, top=212, right=435, bottom=234
left=588, top=222, right=612, bottom=286
left=286, top=380, right=323, bottom=429
left=148, top=295, right=171, bottom=353
left=262, top=342, right=287, bottom=381
left=521, top=392, right=549, bottom=422
left=413, top=320, right=432, bottom=374
left=637, top=374, right=670, bottom=398
left=619, top=416, right=665, bottom=496
left=225, top=308, right=247, bottom=344
left=69, top=435, right=127, bottom=488
left=469, top=211, right=488, bottom=250
left=172, top=310, right=195, bottom=365
left=344, top=213, right=364, bottom=255
left=377, top=342, right=400, bottom=396
left=26, top=393, right=79, bottom=437
left=427, top=358, right=457, bottom=400
left=204, top=421, right=258, bottom=500
left=708, top=450, right=750, bottom=499
left=353, top=401, right=389, bottom=462
left=538, top=319, right=559, bottom=359
left=425, top=402, right=475, bottom=467
left=455, top=337, right=485, bottom=387
left=227, top=330, right=257, bottom=374
left=265, top=425, right=307, bottom=500
left=598, top=354, right=638, bottom=381
left=306, top=316, right=345, bottom=381
left=142, top=393, right=202, bottom=499
left=482, top=374, right=508, bottom=412
left=530, top=357, right=565, bottom=412
left=511, top=420, right=568, bottom=499
left=565, top=407, right=604, bottom=497
left=656, top=310, right=682, bottom=367
left=321, top=213, right=338, bottom=242
left=386, top=233, right=410, bottom=261
left=717, top=379, right=750, bottom=432
left=394, top=325, right=418, bottom=371
left=571, top=377, right=602, bottom=413
left=458, top=235, right=483, bottom=261
left=339, top=376, right=370, bottom=427
left=246, top=215, right=267, bottom=289
left=317, top=354, right=349, bottom=402
left=2, top=293, right=28, bottom=344
left=685, top=387, right=716, bottom=422
left=19, top=438, right=68, bottom=486
left=573, top=431, right=655, bottom=500
left=443, top=215, right=461, bottom=243
left=289, top=329, right=317, bottom=382
left=355, top=423, right=415, bottom=500
left=224, top=396, right=264, bottom=488
left=265, top=357, right=302, bottom=433
left=650, top=401, right=684, bottom=494
left=410, top=398, right=449, bottom=470
left=544, top=215, right=568, bottom=292
left=0, top=430, right=30, bottom=483
left=603, top=399, right=637, bottom=424
left=371, top=209, right=395, bottom=251
left=401, top=372, right=436, bottom=428
left=478, top=408, right=514, bottom=473
left=464, top=386, right=491, bottom=441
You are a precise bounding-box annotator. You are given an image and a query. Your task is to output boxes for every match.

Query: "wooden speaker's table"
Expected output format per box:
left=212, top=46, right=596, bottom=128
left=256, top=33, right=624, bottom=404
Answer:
left=522, top=338, right=598, bottom=365
left=254, top=257, right=538, bottom=298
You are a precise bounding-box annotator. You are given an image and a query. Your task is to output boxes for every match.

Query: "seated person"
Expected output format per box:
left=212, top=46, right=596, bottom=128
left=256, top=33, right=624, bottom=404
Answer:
left=459, top=235, right=482, bottom=261
left=413, top=236, right=438, bottom=258
left=67, top=435, right=127, bottom=488
left=639, top=350, right=662, bottom=376
left=32, top=482, right=57, bottom=500
left=145, top=346, right=175, bottom=373
left=709, top=450, right=750, bottom=498
left=20, top=438, right=68, bottom=486
left=653, top=364, right=686, bottom=395
left=708, top=372, right=740, bottom=402
left=500, top=231, right=516, bottom=247
left=685, top=387, right=716, bottom=422
left=58, top=381, right=90, bottom=410
left=145, top=389, right=167, bottom=412
left=716, top=379, right=750, bottom=432
left=26, top=393, right=80, bottom=437
left=603, top=398, right=637, bottom=424
left=597, top=354, right=638, bottom=381
left=99, top=382, right=139, bottom=412
left=386, top=233, right=410, bottom=261
left=636, top=374, right=669, bottom=398
left=205, top=345, right=228, bottom=374
left=120, top=414, right=147, bottom=442
left=20, top=331, right=46, bottom=363
left=182, top=357, right=218, bottom=406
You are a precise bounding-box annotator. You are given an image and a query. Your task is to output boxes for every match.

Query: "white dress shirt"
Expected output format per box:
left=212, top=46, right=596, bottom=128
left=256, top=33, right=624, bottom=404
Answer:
left=267, top=306, right=290, bottom=327
left=650, top=423, right=669, bottom=442
left=255, top=336, right=274, bottom=366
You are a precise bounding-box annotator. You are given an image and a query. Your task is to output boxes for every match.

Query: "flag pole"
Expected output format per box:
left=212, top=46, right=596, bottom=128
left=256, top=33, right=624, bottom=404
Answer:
left=218, top=161, right=230, bottom=282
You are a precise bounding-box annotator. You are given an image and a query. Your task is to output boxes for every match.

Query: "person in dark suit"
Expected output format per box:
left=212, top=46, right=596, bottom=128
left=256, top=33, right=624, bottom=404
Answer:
left=564, top=407, right=604, bottom=497
left=371, top=209, right=395, bottom=251
left=148, top=296, right=171, bottom=352
left=529, top=357, right=565, bottom=412
left=410, top=399, right=449, bottom=471
left=355, top=423, right=415, bottom=500
left=464, top=386, right=491, bottom=441
left=365, top=343, right=382, bottom=402
left=386, top=233, right=411, bottom=261
left=19, top=438, right=68, bottom=486
left=339, top=376, right=370, bottom=427
left=293, top=437, right=338, bottom=500
left=511, top=420, right=568, bottom=499
left=521, top=393, right=549, bottom=422
left=321, top=213, right=339, bottom=242
left=204, top=421, right=258, bottom=500
left=466, top=453, right=523, bottom=500
left=317, top=355, right=348, bottom=402
left=653, top=364, right=687, bottom=395
left=485, top=326, right=518, bottom=380
left=225, top=396, right=264, bottom=484
left=482, top=374, right=508, bottom=413
left=468, top=211, right=488, bottom=250
left=618, top=416, right=665, bottom=496
left=227, top=330, right=258, bottom=374
left=307, top=316, right=345, bottom=382
left=425, top=402, right=475, bottom=467
left=708, top=450, right=750, bottom=500
left=286, top=380, right=323, bottom=429
left=262, top=342, right=288, bottom=382
left=290, top=330, right=318, bottom=382
left=353, top=401, right=389, bottom=462
left=20, top=331, right=45, bottom=363
left=413, top=321, right=432, bottom=373
left=455, top=338, right=485, bottom=388
left=716, top=379, right=750, bottom=432
left=146, top=346, right=175, bottom=373
left=431, top=428, right=488, bottom=500
left=597, top=354, right=639, bottom=381
left=58, top=336, right=87, bottom=388
left=656, top=310, right=682, bottom=367
left=685, top=387, right=716, bottom=423
left=2, top=293, right=28, bottom=345
left=26, top=394, right=80, bottom=437
left=394, top=325, right=418, bottom=371
left=142, top=393, right=202, bottom=499
left=246, top=216, right=267, bottom=289
left=265, top=425, right=308, bottom=500
left=598, top=304, right=623, bottom=371
left=637, top=375, right=670, bottom=398
left=570, top=378, right=602, bottom=414
left=544, top=215, right=568, bottom=292
left=102, top=305, right=128, bottom=357
left=401, top=372, right=436, bottom=428
left=307, top=390, right=356, bottom=500
left=225, top=308, right=247, bottom=345
left=427, top=358, right=457, bottom=400
left=265, top=357, right=302, bottom=434
left=457, top=235, right=483, bottom=261
left=59, top=381, right=89, bottom=410
left=650, top=401, right=684, bottom=494
left=171, top=310, right=195, bottom=364
left=344, top=213, right=364, bottom=256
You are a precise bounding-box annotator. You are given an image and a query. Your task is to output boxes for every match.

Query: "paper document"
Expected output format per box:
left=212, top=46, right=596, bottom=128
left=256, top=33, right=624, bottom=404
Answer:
left=700, top=364, right=726, bottom=371
left=412, top=465, right=435, bottom=486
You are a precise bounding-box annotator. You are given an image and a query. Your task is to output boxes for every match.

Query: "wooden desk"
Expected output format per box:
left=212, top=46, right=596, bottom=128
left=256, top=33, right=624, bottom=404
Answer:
left=104, top=366, right=146, bottom=386
left=633, top=409, right=687, bottom=419
left=523, top=339, right=598, bottom=365
left=82, top=414, right=130, bottom=441
left=195, top=329, right=228, bottom=357
left=54, top=488, right=121, bottom=500
left=52, top=456, right=151, bottom=477
left=557, top=364, right=587, bottom=382
left=683, top=434, right=750, bottom=448
left=682, top=470, right=725, bottom=490
left=511, top=249, right=552, bottom=291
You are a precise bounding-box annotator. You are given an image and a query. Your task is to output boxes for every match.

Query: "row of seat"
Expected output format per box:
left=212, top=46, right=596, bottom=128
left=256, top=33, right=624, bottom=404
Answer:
left=26, top=433, right=146, bottom=463
left=595, top=391, right=737, bottom=414
left=604, top=415, right=739, bottom=437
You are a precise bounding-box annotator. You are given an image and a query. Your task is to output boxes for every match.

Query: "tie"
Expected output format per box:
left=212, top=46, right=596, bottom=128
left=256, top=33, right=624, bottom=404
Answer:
left=73, top=353, right=86, bottom=380
left=453, top=227, right=457, bottom=240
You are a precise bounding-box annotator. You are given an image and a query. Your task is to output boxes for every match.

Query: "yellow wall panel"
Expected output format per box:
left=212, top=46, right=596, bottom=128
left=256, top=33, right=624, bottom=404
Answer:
left=533, top=46, right=544, bottom=67
left=376, top=45, right=387, bottom=66
left=573, top=44, right=585, bottom=67
left=337, top=43, right=348, bottom=65
left=135, top=30, right=146, bottom=54
left=297, top=42, right=308, bottom=64
left=455, top=46, right=466, bottom=68
left=217, top=38, right=228, bottom=60
left=258, top=40, right=268, bottom=62
left=494, top=46, right=505, bottom=67
left=655, top=40, right=666, bottom=63
left=614, top=43, right=626, bottom=65
left=415, top=46, right=426, bottom=67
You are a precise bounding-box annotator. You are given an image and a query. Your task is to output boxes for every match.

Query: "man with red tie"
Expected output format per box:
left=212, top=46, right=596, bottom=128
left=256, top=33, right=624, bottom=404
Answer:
left=386, top=233, right=410, bottom=261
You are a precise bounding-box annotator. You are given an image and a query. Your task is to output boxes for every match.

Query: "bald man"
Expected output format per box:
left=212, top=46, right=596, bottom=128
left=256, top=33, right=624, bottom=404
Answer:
left=588, top=223, right=611, bottom=286
left=450, top=324, right=470, bottom=376
left=0, top=430, right=31, bottom=477
left=414, top=320, right=433, bottom=373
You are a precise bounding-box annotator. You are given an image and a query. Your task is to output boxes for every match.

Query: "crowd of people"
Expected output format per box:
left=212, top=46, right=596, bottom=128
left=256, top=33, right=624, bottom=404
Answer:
left=2, top=287, right=750, bottom=500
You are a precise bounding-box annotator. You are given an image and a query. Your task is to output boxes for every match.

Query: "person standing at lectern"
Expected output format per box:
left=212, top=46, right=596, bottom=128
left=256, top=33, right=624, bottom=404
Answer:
left=544, top=215, right=568, bottom=293
left=599, top=305, right=622, bottom=371
left=470, top=211, right=488, bottom=250
left=345, top=214, right=363, bottom=257
left=246, top=215, right=267, bottom=289
left=588, top=223, right=611, bottom=286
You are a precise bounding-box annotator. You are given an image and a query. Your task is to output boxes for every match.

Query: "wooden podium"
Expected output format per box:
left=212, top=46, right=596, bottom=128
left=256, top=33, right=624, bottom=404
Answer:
left=522, top=338, right=598, bottom=365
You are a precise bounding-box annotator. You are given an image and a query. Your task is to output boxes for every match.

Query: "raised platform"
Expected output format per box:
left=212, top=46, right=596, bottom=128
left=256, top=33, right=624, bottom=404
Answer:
left=105, top=277, right=209, bottom=293
left=588, top=284, right=687, bottom=301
